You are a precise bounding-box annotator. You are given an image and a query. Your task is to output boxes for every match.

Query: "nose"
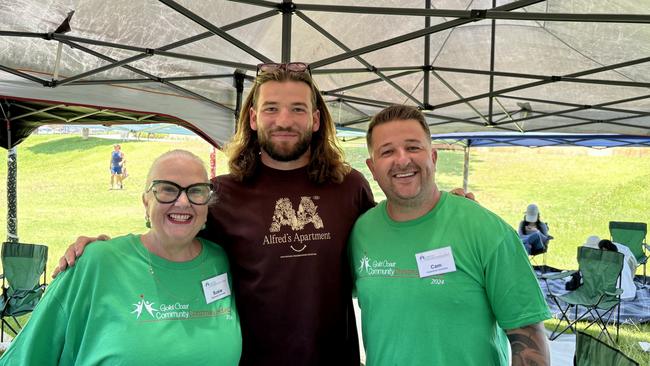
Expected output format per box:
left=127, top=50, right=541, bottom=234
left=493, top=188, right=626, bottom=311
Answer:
left=394, top=148, right=411, bottom=167
left=275, top=107, right=292, bottom=128
left=174, top=190, right=191, bottom=206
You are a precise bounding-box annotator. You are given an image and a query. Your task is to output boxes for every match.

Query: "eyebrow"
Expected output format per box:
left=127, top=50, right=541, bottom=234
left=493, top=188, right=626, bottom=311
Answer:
left=260, top=101, right=309, bottom=108
left=378, top=138, right=424, bottom=148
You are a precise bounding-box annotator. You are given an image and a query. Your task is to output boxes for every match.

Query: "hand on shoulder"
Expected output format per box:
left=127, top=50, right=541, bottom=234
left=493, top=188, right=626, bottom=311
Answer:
left=449, top=188, right=476, bottom=202
left=52, top=234, right=111, bottom=278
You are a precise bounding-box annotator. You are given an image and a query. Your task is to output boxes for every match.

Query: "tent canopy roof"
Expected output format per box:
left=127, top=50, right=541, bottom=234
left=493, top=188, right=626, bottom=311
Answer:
left=2, top=0, right=650, bottom=148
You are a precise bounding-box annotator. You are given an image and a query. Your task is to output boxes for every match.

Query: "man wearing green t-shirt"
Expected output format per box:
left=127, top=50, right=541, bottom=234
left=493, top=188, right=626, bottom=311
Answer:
left=349, top=105, right=551, bottom=366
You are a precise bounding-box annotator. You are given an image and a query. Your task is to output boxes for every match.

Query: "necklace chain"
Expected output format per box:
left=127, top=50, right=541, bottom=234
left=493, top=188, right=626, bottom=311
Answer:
left=142, top=240, right=207, bottom=304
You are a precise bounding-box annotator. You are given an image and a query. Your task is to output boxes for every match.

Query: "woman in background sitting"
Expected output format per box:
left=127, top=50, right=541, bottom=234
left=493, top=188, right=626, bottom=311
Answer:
left=518, top=203, right=552, bottom=255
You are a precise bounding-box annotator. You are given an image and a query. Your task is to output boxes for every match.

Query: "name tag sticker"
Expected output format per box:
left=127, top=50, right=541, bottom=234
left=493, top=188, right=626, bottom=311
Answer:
left=202, top=273, right=231, bottom=304
left=415, top=246, right=457, bottom=278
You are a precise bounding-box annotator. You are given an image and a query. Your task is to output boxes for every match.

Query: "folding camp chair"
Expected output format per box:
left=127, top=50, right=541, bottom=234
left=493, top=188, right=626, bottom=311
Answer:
left=541, top=247, right=624, bottom=344
left=529, top=241, right=551, bottom=273
left=609, top=221, right=648, bottom=284
left=574, top=331, right=639, bottom=366
left=0, top=242, right=48, bottom=341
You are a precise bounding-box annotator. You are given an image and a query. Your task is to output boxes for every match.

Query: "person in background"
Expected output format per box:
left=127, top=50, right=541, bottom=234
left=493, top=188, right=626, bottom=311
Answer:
left=518, top=203, right=552, bottom=255
left=0, top=150, right=241, bottom=365
left=350, top=105, right=550, bottom=366
left=583, top=235, right=638, bottom=301
left=110, top=143, right=126, bottom=189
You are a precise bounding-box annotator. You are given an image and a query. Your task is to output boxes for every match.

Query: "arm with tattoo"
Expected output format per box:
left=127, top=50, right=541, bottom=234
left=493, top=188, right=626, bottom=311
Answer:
left=506, top=322, right=550, bottom=366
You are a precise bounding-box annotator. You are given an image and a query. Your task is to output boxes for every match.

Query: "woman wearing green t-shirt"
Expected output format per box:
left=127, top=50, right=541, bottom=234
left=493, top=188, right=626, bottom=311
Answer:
left=0, top=150, right=242, bottom=365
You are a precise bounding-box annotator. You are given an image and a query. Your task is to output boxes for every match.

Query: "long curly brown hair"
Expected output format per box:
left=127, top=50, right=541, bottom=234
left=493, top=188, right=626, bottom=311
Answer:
left=224, top=69, right=350, bottom=184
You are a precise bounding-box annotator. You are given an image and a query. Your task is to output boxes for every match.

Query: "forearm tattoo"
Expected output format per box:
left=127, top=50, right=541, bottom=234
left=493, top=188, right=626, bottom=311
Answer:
left=506, top=323, right=550, bottom=366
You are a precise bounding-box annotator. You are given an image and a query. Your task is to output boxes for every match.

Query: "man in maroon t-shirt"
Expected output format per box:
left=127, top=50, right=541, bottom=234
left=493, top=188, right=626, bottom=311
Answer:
left=203, top=63, right=375, bottom=365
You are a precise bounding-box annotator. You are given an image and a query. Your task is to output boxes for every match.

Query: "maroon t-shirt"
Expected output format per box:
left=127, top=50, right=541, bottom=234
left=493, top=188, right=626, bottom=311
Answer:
left=205, top=164, right=375, bottom=366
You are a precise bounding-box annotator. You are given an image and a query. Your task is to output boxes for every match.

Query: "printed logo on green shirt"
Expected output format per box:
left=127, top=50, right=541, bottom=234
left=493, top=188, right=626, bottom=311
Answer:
left=358, top=255, right=397, bottom=276
left=131, top=295, right=191, bottom=321
left=131, top=294, right=232, bottom=322
left=131, top=295, right=159, bottom=319
left=358, top=254, right=420, bottom=278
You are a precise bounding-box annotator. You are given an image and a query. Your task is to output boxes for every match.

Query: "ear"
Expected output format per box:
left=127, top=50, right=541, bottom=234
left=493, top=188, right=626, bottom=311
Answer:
left=431, top=149, right=438, bottom=164
left=142, top=193, right=149, bottom=212
left=311, top=109, right=321, bottom=132
left=249, top=107, right=258, bottom=131
left=365, top=157, right=378, bottom=181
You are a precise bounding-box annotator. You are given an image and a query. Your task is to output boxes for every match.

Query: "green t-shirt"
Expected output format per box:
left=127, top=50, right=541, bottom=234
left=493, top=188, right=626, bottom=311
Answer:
left=349, top=192, right=550, bottom=366
left=0, top=234, right=242, bottom=366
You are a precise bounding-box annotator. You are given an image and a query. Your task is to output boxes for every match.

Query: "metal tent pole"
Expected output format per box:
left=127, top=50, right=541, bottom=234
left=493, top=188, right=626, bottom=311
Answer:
left=462, top=145, right=470, bottom=193
left=2, top=101, right=18, bottom=243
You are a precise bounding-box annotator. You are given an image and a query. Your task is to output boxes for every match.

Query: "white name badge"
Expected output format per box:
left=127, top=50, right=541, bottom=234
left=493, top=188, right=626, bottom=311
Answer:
left=415, top=246, right=457, bottom=278
left=202, top=273, right=231, bottom=304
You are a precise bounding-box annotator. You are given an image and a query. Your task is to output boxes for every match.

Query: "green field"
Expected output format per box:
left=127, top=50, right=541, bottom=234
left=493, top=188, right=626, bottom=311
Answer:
left=0, top=134, right=649, bottom=362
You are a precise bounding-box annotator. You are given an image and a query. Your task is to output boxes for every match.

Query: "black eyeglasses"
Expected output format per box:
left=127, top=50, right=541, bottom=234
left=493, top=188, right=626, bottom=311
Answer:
left=147, top=180, right=214, bottom=205
left=256, top=62, right=311, bottom=76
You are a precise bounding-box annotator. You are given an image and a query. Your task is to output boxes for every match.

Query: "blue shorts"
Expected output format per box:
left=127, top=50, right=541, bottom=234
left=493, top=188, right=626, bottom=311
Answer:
left=111, top=166, right=123, bottom=174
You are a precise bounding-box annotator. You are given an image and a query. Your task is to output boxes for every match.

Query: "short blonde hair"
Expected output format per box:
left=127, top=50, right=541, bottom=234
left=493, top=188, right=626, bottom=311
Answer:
left=144, top=149, right=216, bottom=205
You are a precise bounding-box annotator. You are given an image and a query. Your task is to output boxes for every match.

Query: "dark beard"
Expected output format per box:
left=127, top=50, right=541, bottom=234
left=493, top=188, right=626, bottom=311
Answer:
left=259, top=129, right=312, bottom=162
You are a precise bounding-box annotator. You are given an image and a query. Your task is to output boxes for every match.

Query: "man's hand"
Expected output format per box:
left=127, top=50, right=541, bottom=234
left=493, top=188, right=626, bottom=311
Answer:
left=51, top=234, right=111, bottom=278
left=506, top=322, right=550, bottom=366
left=449, top=188, right=476, bottom=201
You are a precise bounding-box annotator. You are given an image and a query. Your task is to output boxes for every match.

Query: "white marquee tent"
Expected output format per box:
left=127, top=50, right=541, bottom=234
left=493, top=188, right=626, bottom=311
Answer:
left=2, top=0, right=650, bottom=148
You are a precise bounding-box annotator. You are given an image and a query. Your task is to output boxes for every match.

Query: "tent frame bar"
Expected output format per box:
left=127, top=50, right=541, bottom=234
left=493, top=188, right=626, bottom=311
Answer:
left=423, top=0, right=432, bottom=107
left=310, top=0, right=545, bottom=68
left=296, top=11, right=423, bottom=107
left=159, top=0, right=273, bottom=63
left=268, top=2, right=650, bottom=24
left=433, top=56, right=650, bottom=110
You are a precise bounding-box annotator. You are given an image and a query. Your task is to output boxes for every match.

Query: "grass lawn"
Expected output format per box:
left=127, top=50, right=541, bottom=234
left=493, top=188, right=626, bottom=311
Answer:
left=0, top=134, right=649, bottom=363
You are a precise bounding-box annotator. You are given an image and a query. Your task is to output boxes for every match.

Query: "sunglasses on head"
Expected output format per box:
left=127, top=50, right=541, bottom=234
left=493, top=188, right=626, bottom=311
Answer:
left=256, top=62, right=311, bottom=77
